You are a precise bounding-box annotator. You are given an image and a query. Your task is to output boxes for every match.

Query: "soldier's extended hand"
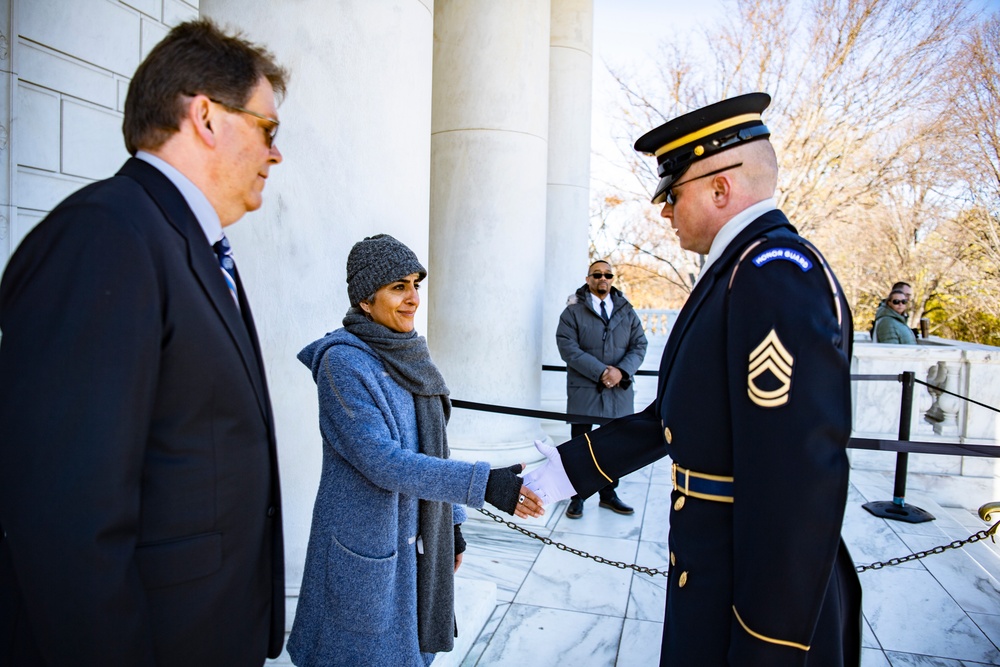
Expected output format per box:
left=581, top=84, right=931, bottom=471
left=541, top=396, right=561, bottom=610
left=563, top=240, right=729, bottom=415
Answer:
left=522, top=440, right=576, bottom=503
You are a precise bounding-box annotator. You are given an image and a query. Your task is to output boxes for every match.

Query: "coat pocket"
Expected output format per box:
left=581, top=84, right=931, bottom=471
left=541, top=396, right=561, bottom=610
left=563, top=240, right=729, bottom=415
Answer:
left=135, top=532, right=222, bottom=590
left=327, top=534, right=398, bottom=634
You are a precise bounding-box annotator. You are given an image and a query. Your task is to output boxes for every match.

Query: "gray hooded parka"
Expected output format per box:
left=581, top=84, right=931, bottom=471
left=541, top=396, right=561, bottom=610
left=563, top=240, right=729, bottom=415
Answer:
left=556, top=284, right=648, bottom=423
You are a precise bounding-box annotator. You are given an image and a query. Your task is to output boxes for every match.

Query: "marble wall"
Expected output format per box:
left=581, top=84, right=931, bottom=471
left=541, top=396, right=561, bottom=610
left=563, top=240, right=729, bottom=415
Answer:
left=851, top=338, right=1000, bottom=509
left=4, top=0, right=197, bottom=273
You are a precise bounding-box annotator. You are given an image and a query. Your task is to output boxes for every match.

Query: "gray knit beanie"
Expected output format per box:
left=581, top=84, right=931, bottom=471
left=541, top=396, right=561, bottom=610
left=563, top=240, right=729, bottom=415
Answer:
left=346, top=234, right=427, bottom=307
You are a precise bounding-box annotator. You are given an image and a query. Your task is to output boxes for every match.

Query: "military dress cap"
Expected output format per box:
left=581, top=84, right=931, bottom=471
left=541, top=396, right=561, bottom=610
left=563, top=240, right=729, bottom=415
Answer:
left=634, top=92, right=772, bottom=204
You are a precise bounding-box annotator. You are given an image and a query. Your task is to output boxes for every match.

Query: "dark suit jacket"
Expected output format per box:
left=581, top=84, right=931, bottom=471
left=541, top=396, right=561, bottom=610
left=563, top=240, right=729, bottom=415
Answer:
left=559, top=210, right=861, bottom=666
left=0, top=158, right=284, bottom=666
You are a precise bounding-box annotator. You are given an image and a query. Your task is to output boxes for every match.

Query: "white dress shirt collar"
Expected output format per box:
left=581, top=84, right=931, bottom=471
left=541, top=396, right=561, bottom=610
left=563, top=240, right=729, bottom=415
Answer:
left=135, top=151, right=224, bottom=245
left=589, top=291, right=613, bottom=318
left=695, top=197, right=777, bottom=286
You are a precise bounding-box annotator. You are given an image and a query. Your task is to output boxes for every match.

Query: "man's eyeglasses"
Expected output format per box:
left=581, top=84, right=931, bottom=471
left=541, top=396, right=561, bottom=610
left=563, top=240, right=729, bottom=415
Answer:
left=665, top=163, right=743, bottom=205
left=891, top=299, right=909, bottom=305
left=590, top=272, right=614, bottom=280
left=208, top=97, right=280, bottom=148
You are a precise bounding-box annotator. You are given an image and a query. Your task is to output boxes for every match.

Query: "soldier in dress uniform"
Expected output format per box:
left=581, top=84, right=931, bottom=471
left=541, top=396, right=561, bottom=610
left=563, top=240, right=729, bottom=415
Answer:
left=525, top=92, right=862, bottom=666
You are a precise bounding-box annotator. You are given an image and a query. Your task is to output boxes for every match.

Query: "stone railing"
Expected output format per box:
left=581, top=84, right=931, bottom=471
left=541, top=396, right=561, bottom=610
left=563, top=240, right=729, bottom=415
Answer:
left=851, top=336, right=1000, bottom=444
left=850, top=337, right=1000, bottom=507
left=636, top=309, right=679, bottom=337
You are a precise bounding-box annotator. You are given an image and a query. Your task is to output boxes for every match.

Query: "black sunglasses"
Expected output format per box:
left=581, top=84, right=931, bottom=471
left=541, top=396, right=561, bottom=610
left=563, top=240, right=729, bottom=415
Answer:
left=665, top=163, right=743, bottom=205
left=590, top=272, right=614, bottom=280
left=891, top=299, right=909, bottom=305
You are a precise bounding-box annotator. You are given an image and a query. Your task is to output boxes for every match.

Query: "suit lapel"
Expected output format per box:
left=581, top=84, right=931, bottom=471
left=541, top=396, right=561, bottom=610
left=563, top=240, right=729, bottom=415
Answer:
left=655, top=210, right=795, bottom=401
left=118, top=158, right=271, bottom=425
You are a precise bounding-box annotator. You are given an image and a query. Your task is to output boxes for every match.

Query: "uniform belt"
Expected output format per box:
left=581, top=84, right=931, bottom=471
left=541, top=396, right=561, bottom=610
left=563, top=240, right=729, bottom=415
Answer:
left=671, top=463, right=734, bottom=503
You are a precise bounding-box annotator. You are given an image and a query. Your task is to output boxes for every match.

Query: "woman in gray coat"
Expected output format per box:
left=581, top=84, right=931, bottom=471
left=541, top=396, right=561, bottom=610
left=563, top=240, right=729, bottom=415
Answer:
left=287, top=235, right=543, bottom=667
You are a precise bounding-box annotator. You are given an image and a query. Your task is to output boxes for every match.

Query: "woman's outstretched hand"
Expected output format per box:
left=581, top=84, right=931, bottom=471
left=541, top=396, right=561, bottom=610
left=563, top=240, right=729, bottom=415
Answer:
left=514, top=474, right=545, bottom=519
left=485, top=463, right=545, bottom=518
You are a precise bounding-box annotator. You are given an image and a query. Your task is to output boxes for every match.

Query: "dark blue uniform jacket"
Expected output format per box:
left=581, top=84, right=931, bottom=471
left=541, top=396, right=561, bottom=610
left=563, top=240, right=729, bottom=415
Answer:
left=559, top=209, right=862, bottom=666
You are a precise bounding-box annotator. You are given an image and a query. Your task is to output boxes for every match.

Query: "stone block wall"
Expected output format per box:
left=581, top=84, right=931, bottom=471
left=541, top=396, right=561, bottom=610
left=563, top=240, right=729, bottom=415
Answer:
left=3, top=0, right=197, bottom=273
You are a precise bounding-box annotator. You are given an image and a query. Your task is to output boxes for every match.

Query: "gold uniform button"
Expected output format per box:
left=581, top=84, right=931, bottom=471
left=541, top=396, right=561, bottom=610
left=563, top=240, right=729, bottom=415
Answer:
left=670, top=552, right=676, bottom=566
left=673, top=496, right=685, bottom=511
left=678, top=571, right=689, bottom=588
left=664, top=427, right=672, bottom=444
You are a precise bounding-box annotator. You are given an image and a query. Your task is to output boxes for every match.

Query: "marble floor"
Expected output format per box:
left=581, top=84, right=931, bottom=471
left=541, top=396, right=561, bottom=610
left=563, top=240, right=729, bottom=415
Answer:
left=453, top=459, right=1000, bottom=666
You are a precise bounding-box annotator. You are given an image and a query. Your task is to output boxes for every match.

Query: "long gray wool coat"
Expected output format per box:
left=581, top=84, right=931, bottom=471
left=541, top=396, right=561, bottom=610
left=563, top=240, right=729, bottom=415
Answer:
left=286, top=329, right=491, bottom=667
left=556, top=285, right=648, bottom=422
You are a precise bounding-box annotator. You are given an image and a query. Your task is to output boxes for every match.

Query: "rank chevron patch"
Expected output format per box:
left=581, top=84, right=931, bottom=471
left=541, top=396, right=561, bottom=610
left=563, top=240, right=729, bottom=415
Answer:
left=747, top=329, right=793, bottom=407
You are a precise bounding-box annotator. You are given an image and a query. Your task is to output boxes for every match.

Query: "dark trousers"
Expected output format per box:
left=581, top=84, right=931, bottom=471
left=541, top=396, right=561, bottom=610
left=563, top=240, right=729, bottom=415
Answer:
left=570, top=423, right=618, bottom=502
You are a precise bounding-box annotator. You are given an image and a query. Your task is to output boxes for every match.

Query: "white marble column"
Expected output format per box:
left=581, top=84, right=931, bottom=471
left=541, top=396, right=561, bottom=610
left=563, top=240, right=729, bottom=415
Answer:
left=429, top=0, right=552, bottom=465
left=201, top=0, right=435, bottom=587
left=541, top=0, right=594, bottom=411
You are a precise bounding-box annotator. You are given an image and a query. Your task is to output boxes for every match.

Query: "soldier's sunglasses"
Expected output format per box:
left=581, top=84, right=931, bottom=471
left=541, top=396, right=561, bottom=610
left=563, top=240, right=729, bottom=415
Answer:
left=665, top=163, right=743, bottom=205
left=891, top=299, right=909, bottom=305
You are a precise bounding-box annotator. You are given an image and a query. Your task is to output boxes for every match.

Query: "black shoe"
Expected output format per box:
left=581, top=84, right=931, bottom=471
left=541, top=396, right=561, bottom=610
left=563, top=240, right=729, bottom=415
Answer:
left=565, top=497, right=584, bottom=519
left=599, top=494, right=634, bottom=515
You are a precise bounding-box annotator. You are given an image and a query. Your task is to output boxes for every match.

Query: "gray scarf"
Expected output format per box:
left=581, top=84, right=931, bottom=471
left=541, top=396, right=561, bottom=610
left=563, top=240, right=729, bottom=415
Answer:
left=343, top=308, right=456, bottom=653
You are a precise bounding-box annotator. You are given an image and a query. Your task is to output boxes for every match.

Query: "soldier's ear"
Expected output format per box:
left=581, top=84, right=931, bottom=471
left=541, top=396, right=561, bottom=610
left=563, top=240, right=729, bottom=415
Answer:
left=711, top=175, right=732, bottom=207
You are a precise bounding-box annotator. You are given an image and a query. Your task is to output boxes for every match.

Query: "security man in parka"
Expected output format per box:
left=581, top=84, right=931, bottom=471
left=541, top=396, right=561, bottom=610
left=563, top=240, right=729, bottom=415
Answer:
left=556, top=259, right=648, bottom=519
left=525, top=93, right=862, bottom=666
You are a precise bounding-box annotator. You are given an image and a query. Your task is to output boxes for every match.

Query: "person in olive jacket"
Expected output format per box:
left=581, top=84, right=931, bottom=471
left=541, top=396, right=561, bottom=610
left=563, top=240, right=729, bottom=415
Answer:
left=555, top=260, right=648, bottom=518
left=873, top=288, right=917, bottom=344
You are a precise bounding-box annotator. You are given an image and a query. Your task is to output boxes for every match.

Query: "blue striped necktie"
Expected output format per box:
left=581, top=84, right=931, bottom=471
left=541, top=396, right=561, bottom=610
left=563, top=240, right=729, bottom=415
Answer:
left=600, top=300, right=610, bottom=324
left=213, top=234, right=240, bottom=308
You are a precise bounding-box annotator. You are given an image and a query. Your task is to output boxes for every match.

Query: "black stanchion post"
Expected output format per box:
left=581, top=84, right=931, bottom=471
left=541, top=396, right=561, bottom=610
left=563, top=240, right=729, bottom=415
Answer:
left=863, top=371, right=935, bottom=523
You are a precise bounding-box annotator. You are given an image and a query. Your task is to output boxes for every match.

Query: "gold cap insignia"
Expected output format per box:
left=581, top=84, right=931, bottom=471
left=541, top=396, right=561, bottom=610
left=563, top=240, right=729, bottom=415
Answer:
left=747, top=329, right=793, bottom=407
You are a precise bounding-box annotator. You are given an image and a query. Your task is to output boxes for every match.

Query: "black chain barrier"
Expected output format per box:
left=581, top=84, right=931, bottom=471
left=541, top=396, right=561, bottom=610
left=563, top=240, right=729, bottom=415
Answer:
left=459, top=367, right=1000, bottom=578
left=477, top=506, right=1000, bottom=577
left=475, top=507, right=669, bottom=578
left=854, top=527, right=999, bottom=573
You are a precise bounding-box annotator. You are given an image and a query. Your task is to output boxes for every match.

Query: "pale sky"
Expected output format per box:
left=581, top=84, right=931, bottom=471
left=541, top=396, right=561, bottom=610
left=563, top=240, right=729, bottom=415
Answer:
left=590, top=0, right=724, bottom=192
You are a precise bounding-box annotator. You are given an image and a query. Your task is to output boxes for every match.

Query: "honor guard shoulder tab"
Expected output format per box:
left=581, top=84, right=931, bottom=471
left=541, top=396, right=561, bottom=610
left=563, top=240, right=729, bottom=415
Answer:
left=729, top=236, right=844, bottom=329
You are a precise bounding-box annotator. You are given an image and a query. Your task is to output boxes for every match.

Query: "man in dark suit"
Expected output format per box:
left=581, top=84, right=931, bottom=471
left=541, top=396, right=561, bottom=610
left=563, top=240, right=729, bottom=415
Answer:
left=0, top=19, right=289, bottom=666
left=527, top=93, right=862, bottom=666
